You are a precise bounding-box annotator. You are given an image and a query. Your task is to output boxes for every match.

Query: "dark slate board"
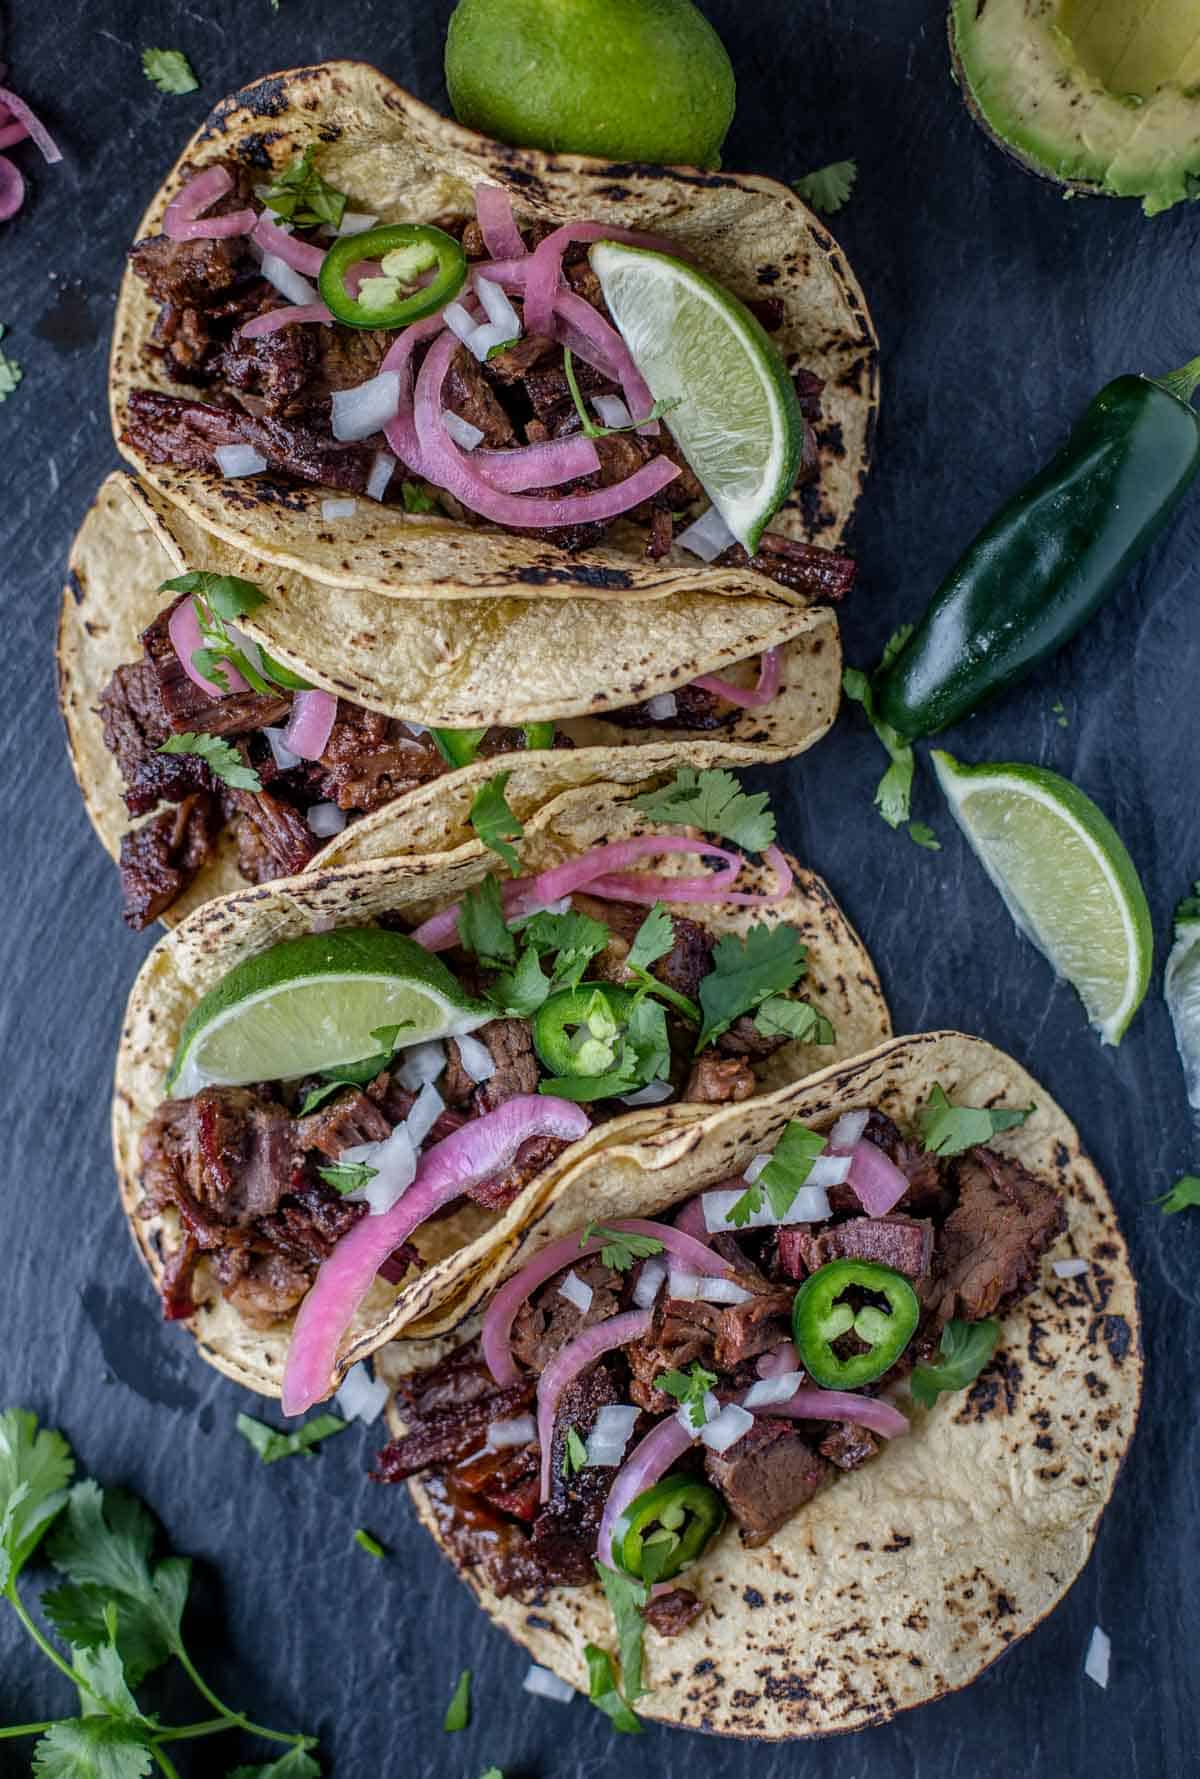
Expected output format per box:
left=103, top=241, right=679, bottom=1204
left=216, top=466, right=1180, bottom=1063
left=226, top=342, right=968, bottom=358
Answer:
left=1, top=2, right=1194, bottom=1773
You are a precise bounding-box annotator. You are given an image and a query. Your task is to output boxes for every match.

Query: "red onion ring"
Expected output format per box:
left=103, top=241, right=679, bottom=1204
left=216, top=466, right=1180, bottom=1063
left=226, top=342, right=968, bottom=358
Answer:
left=755, top=1341, right=800, bottom=1379
left=692, top=648, right=783, bottom=709
left=281, top=1095, right=591, bottom=1416
left=251, top=210, right=327, bottom=276
left=523, top=222, right=683, bottom=339
left=0, top=154, right=23, bottom=222
left=0, top=85, right=61, bottom=163
left=596, top=1414, right=695, bottom=1571
left=475, top=183, right=527, bottom=260
left=164, top=166, right=255, bottom=242
left=0, top=122, right=28, bottom=150
left=381, top=311, right=453, bottom=477
left=240, top=303, right=333, bottom=337
left=587, top=841, right=795, bottom=908
left=481, top=1219, right=732, bottom=1386
left=472, top=435, right=600, bottom=493
left=536, top=1308, right=652, bottom=1499
left=762, top=1388, right=910, bottom=1440
left=167, top=596, right=247, bottom=699
left=844, top=1139, right=909, bottom=1218
left=282, top=689, right=337, bottom=761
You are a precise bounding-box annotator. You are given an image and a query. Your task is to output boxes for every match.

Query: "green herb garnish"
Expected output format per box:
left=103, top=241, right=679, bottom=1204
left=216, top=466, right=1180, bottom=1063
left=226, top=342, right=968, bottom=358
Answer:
left=634, top=767, right=775, bottom=854
left=910, top=1319, right=999, bottom=1408
left=401, top=479, right=439, bottom=513
left=316, top=1160, right=378, bottom=1196
left=908, top=822, right=941, bottom=851
left=0, top=326, right=22, bottom=401
left=458, top=875, right=517, bottom=968
left=563, top=347, right=676, bottom=439
left=696, top=924, right=809, bottom=1049
left=158, top=731, right=262, bottom=792
left=595, top=1560, right=651, bottom=1705
left=235, top=1412, right=347, bottom=1465
left=1154, top=1174, right=1200, bottom=1214
left=142, top=48, right=199, bottom=94
left=470, top=771, right=524, bottom=873
left=584, top=1641, right=642, bottom=1733
left=752, top=996, right=834, bottom=1045
left=792, top=159, right=857, bottom=214
left=580, top=1224, right=665, bottom=1273
left=262, top=145, right=347, bottom=230
left=562, top=1427, right=589, bottom=1479
left=443, top=1667, right=472, bottom=1732
left=727, top=1120, right=826, bottom=1225
left=919, top=1084, right=1033, bottom=1157
left=353, top=1529, right=386, bottom=1559
left=521, top=909, right=610, bottom=989
left=842, top=629, right=916, bottom=829
left=653, top=1363, right=717, bottom=1430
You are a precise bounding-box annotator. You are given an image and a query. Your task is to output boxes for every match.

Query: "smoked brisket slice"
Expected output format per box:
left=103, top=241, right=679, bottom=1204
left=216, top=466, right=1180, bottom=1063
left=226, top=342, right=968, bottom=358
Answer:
left=924, top=1146, right=1066, bottom=1325
left=117, top=795, right=220, bottom=930
left=704, top=1416, right=829, bottom=1546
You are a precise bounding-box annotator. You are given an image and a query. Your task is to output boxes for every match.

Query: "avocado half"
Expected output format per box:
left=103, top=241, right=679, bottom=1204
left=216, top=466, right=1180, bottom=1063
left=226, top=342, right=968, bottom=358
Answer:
left=951, top=0, right=1200, bottom=216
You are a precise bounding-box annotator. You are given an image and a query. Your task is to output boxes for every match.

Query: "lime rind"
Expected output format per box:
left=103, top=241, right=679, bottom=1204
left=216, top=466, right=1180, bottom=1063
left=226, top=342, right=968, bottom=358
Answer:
left=932, top=751, right=1153, bottom=1045
left=1166, top=907, right=1200, bottom=1111
left=590, top=241, right=804, bottom=554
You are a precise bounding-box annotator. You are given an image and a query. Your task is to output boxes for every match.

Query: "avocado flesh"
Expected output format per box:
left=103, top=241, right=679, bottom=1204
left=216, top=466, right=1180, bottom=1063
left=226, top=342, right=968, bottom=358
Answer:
left=952, top=0, right=1200, bottom=215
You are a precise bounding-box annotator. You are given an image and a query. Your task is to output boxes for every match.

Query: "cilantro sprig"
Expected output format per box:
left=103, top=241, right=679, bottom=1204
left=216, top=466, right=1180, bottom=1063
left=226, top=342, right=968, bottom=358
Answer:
left=235, top=1412, right=347, bottom=1465
left=726, top=1120, right=825, bottom=1225
left=580, top=1224, right=665, bottom=1273
left=443, top=1667, right=471, bottom=1732
left=634, top=768, right=775, bottom=854
left=842, top=626, right=916, bottom=830
left=561, top=1427, right=589, bottom=1479
left=562, top=347, right=677, bottom=440
left=910, top=1319, right=999, bottom=1409
left=262, top=145, right=348, bottom=230
left=0, top=1408, right=319, bottom=1771
left=918, top=1084, right=1033, bottom=1157
left=469, top=772, right=524, bottom=873
left=142, top=48, right=199, bottom=94
left=792, top=159, right=858, bottom=214
left=1154, top=1175, right=1200, bottom=1215
left=158, top=571, right=301, bottom=701
left=158, top=731, right=262, bottom=792
left=696, top=924, right=811, bottom=1049
left=316, top=1160, right=379, bottom=1196
left=653, top=1363, right=717, bottom=1430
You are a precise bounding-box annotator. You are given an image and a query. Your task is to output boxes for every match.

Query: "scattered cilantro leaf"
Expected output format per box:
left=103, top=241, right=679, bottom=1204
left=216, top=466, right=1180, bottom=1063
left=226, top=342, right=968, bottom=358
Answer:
left=908, top=823, right=941, bottom=851
left=0, top=1408, right=74, bottom=1590
left=158, top=732, right=262, bottom=792
left=297, top=1079, right=344, bottom=1116
left=401, top=479, right=438, bottom=513
left=562, top=1427, right=589, bottom=1479
left=842, top=627, right=916, bottom=829
left=595, top=1561, right=649, bottom=1702
left=317, top=1159, right=378, bottom=1195
left=0, top=325, right=22, bottom=401
left=444, top=1667, right=472, bottom=1732
left=487, top=945, right=551, bottom=1018
left=753, top=996, right=834, bottom=1045
left=634, top=768, right=775, bottom=854
left=470, top=772, right=524, bottom=872
left=697, top=924, right=809, bottom=1049
left=757, top=1121, right=827, bottom=1218
left=31, top=1716, right=152, bottom=1778
left=918, top=1084, right=1033, bottom=1157
left=1154, top=1174, right=1200, bottom=1214
left=235, top=1412, right=346, bottom=1465
left=227, top=1751, right=320, bottom=1779
left=581, top=1224, right=665, bottom=1273
left=159, top=572, right=265, bottom=622
left=354, top=1528, right=386, bottom=1559
left=262, top=144, right=347, bottom=230
left=584, top=1644, right=642, bottom=1733
left=793, top=158, right=857, bottom=214
left=653, top=1363, right=716, bottom=1430
left=562, top=348, right=677, bottom=439
left=910, top=1319, right=999, bottom=1409
left=141, top=48, right=199, bottom=95
left=459, top=875, right=516, bottom=967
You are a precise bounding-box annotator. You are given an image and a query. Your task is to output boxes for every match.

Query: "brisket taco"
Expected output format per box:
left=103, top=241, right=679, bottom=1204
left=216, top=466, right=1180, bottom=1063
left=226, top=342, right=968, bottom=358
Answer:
left=61, top=474, right=846, bottom=930
left=109, top=60, right=876, bottom=603
left=376, top=1030, right=1140, bottom=1737
left=113, top=778, right=891, bottom=1406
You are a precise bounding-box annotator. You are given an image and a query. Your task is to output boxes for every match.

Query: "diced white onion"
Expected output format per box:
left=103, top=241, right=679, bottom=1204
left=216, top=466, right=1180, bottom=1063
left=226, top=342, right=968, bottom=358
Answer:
left=338, top=210, right=379, bottom=236
left=523, top=1664, right=575, bottom=1703
left=474, top=273, right=523, bottom=336
left=806, top=1153, right=854, bottom=1189
left=396, top=1040, right=446, bottom=1091
left=263, top=727, right=301, bottom=771
left=742, top=1371, right=803, bottom=1409
left=455, top=1033, right=496, bottom=1083
left=782, top=1185, right=832, bottom=1224
left=320, top=498, right=357, bottom=521
left=260, top=252, right=320, bottom=306
left=215, top=444, right=267, bottom=478
left=670, top=1271, right=753, bottom=1305
left=618, top=1080, right=674, bottom=1107
left=676, top=1390, right=719, bottom=1437
left=306, top=801, right=347, bottom=838
left=632, top=1257, right=667, bottom=1310
left=444, top=411, right=485, bottom=451
left=830, top=1110, right=870, bottom=1150
left=487, top=1413, right=536, bottom=1450
left=558, top=1269, right=594, bottom=1314
left=744, top=1154, right=771, bottom=1184
left=700, top=1402, right=754, bottom=1454
left=677, top=504, right=736, bottom=563
left=405, top=1080, right=445, bottom=1149
left=335, top=1361, right=389, bottom=1426
left=585, top=1404, right=640, bottom=1468
left=443, top=302, right=479, bottom=343
left=1084, top=1624, right=1110, bottom=1689
left=366, top=448, right=396, bottom=504
left=1053, top=1257, right=1089, bottom=1278
left=643, top=692, right=678, bottom=721
left=466, top=319, right=517, bottom=361
left=702, top=1184, right=831, bottom=1231
left=331, top=372, right=401, bottom=442
left=340, top=1124, right=417, bottom=1216
left=593, top=393, right=633, bottom=429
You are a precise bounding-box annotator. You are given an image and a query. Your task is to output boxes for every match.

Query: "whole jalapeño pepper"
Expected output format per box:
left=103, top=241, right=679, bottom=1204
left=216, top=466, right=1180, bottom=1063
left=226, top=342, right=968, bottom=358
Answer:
left=791, top=1259, right=919, bottom=1389
left=611, top=1474, right=726, bottom=1582
left=318, top=223, right=468, bottom=330
left=875, top=355, right=1200, bottom=740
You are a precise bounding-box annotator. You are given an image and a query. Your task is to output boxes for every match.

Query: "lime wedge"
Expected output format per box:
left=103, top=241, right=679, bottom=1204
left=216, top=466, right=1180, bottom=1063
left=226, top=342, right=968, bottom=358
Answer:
left=1166, top=884, right=1200, bottom=1110
left=167, top=930, right=490, bottom=1097
left=590, top=241, right=804, bottom=554
left=932, top=751, right=1153, bottom=1044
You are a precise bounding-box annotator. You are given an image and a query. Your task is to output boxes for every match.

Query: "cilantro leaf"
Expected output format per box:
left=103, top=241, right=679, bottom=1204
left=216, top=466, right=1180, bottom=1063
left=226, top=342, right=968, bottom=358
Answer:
left=431, top=727, right=489, bottom=768
left=1154, top=1174, right=1200, bottom=1214
left=402, top=479, right=438, bottom=513
left=654, top=1363, right=716, bottom=1430
left=697, top=924, right=809, bottom=1049
left=793, top=158, right=857, bottom=214
left=842, top=627, right=917, bottom=829
left=459, top=876, right=517, bottom=967
left=1175, top=880, right=1200, bottom=931
left=908, top=822, right=941, bottom=851
left=520, top=909, right=610, bottom=989
left=919, top=1084, right=1033, bottom=1157
left=485, top=945, right=549, bottom=1018
left=595, top=1561, right=650, bottom=1703
left=354, top=1528, right=386, bottom=1558
left=297, top=1078, right=346, bottom=1116
left=757, top=1121, right=826, bottom=1218
left=625, top=903, right=674, bottom=975
left=0, top=325, right=22, bottom=401
left=227, top=1751, right=321, bottom=1779
left=42, top=1483, right=188, bottom=1686
left=141, top=48, right=199, bottom=94
left=234, top=1412, right=346, bottom=1465
left=562, top=1427, right=589, bottom=1479
left=563, top=347, right=677, bottom=438
left=262, top=144, right=347, bottom=230
left=470, top=772, right=524, bottom=872
left=444, top=1667, right=472, bottom=1732
left=753, top=996, right=834, bottom=1046
left=317, top=1159, right=378, bottom=1195
left=72, top=1636, right=148, bottom=1725
left=634, top=767, right=775, bottom=854
left=581, top=1224, right=665, bottom=1273
left=160, top=572, right=265, bottom=621
left=158, top=732, right=262, bottom=792
left=584, top=1644, right=642, bottom=1733
left=910, top=1319, right=999, bottom=1409
left=32, top=1717, right=152, bottom=1779
left=0, top=1409, right=74, bottom=1591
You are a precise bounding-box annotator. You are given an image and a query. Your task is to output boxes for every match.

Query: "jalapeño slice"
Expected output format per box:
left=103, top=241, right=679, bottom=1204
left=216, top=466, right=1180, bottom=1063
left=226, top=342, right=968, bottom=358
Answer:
left=612, top=1475, right=725, bottom=1582
left=533, top=985, right=637, bottom=1079
left=791, top=1259, right=919, bottom=1389
left=318, top=224, right=468, bottom=330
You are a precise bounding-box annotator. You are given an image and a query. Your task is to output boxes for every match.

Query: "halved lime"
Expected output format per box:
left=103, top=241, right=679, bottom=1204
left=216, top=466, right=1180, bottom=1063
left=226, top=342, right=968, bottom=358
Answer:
left=1166, top=884, right=1200, bottom=1109
left=167, top=930, right=490, bottom=1097
left=590, top=241, right=804, bottom=554
left=932, top=752, right=1153, bottom=1045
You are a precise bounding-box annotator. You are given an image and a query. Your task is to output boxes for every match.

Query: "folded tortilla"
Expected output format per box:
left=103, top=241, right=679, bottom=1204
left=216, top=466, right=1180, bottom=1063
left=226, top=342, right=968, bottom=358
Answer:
left=109, top=60, right=877, bottom=602
left=396, top=1030, right=1140, bottom=1737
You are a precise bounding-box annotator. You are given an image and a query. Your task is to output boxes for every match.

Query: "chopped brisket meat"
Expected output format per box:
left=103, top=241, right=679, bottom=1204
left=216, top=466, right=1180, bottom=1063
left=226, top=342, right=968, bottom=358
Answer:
left=373, top=1377, right=536, bottom=1479
left=122, top=747, right=216, bottom=821
left=117, top=795, right=220, bottom=930
left=818, top=1420, right=879, bottom=1471
left=523, top=357, right=612, bottom=422
left=390, top=1342, right=503, bottom=1419
left=566, top=896, right=714, bottom=1004
left=777, top=1214, right=934, bottom=1281
left=704, top=1416, right=829, bottom=1546
left=420, top=1470, right=552, bottom=1598
left=715, top=1015, right=790, bottom=1061
left=310, top=326, right=390, bottom=399
left=219, top=307, right=319, bottom=415
left=683, top=1054, right=756, bottom=1104
left=222, top=1250, right=313, bottom=1329
left=453, top=1441, right=542, bottom=1521
left=646, top=505, right=674, bottom=559
left=604, top=681, right=737, bottom=732
left=626, top=1250, right=791, bottom=1409
left=142, top=1087, right=304, bottom=1225
left=644, top=1588, right=705, bottom=1637
left=594, top=430, right=650, bottom=487
left=124, top=389, right=378, bottom=493
left=473, top=1019, right=540, bottom=1113
left=99, top=660, right=172, bottom=784
left=128, top=226, right=247, bottom=310
left=924, top=1146, right=1066, bottom=1325
left=139, top=599, right=289, bottom=741
left=317, top=705, right=443, bottom=813
left=159, top=1233, right=201, bottom=1322
left=222, top=783, right=318, bottom=880
left=510, top=1256, right=623, bottom=1373
left=715, top=532, right=857, bottom=603
left=295, top=1087, right=391, bottom=1157
left=440, top=1039, right=478, bottom=1110
left=528, top=1361, right=623, bottom=1585
left=465, top=1132, right=576, bottom=1212
left=444, top=345, right=516, bottom=449
left=483, top=333, right=556, bottom=384
left=364, top=1072, right=468, bottom=1146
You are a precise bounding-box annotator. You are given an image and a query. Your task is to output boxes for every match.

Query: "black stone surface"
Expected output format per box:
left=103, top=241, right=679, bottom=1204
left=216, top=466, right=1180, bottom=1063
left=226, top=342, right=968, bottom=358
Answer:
left=1, top=3, right=1195, bottom=1773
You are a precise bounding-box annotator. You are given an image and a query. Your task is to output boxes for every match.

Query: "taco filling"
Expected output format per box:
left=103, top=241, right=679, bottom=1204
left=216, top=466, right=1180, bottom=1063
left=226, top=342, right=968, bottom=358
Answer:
left=373, top=1094, right=1065, bottom=1640
left=120, top=162, right=857, bottom=588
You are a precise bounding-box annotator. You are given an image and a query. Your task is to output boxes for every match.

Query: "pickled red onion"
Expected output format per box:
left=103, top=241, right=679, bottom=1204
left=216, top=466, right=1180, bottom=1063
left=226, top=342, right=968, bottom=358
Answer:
left=845, top=1139, right=909, bottom=1218
left=536, top=1309, right=652, bottom=1499
left=240, top=303, right=333, bottom=337
left=164, top=166, right=256, bottom=242
left=0, top=85, right=61, bottom=163
left=587, top=841, right=794, bottom=907
left=692, top=648, right=783, bottom=709
left=251, top=211, right=326, bottom=276
left=523, top=222, right=683, bottom=339
left=475, top=183, right=526, bottom=260
left=761, top=1387, right=910, bottom=1440
left=596, top=1413, right=695, bottom=1570
left=0, top=122, right=28, bottom=150
left=472, top=435, right=600, bottom=493
left=381, top=311, right=452, bottom=477
left=167, top=595, right=247, bottom=698
left=281, top=1095, right=591, bottom=1415
left=282, top=689, right=337, bottom=760
left=0, top=155, right=22, bottom=222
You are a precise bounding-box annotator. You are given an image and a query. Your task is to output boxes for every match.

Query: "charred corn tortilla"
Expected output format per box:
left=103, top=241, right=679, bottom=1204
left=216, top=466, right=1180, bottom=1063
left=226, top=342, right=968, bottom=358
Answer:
left=396, top=1030, right=1140, bottom=1737
left=112, top=782, right=890, bottom=1398
left=108, top=60, right=878, bottom=603
left=59, top=473, right=842, bottom=926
